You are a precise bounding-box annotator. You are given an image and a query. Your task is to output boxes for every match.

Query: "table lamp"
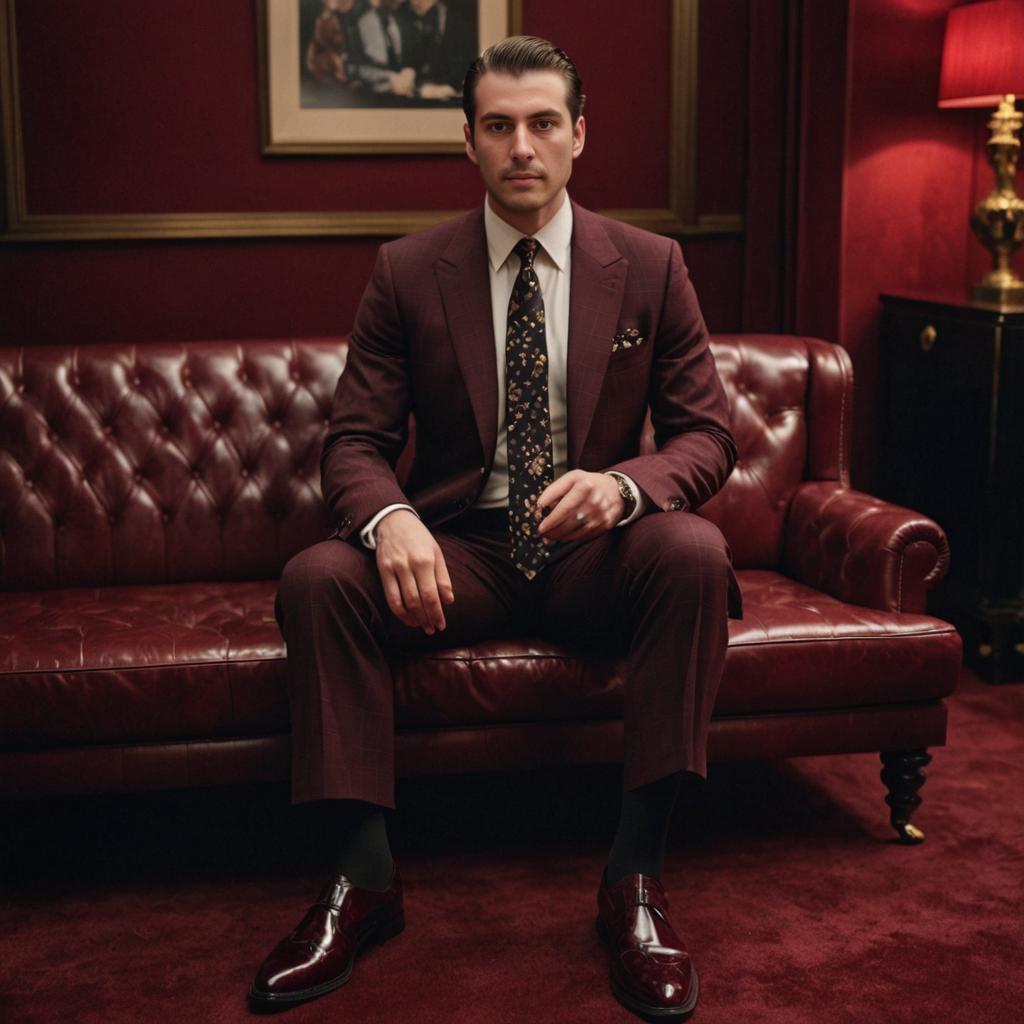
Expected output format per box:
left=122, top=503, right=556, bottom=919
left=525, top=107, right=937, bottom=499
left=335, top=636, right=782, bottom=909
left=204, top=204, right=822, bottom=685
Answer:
left=939, top=0, right=1024, bottom=304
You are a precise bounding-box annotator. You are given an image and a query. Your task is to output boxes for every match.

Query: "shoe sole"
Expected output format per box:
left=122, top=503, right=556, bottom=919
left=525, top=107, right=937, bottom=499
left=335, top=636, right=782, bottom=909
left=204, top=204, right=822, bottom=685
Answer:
left=595, top=914, right=699, bottom=1020
left=248, top=908, right=405, bottom=1009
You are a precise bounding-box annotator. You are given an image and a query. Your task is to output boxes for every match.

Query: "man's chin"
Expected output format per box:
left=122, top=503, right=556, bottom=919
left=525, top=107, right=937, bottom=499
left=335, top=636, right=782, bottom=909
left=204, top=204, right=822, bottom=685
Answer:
left=496, top=188, right=550, bottom=212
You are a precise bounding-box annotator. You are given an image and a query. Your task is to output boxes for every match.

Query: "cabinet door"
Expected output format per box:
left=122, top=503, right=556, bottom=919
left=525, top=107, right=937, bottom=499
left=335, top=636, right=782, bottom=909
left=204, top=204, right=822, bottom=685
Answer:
left=880, top=309, right=995, bottom=592
left=991, top=328, right=1024, bottom=604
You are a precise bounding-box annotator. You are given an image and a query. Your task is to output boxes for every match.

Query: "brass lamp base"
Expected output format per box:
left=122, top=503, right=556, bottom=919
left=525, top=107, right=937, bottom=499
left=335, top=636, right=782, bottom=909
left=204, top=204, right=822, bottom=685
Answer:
left=972, top=95, right=1024, bottom=305
left=972, top=275, right=1024, bottom=306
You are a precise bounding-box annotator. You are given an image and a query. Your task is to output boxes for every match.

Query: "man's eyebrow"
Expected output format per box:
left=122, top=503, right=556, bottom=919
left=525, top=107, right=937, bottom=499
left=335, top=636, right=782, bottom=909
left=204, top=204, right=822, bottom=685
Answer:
left=479, top=108, right=564, bottom=121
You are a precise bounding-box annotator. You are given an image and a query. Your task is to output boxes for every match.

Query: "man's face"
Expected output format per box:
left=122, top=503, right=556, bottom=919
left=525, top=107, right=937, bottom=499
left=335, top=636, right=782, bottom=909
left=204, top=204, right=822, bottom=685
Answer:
left=464, top=70, right=585, bottom=235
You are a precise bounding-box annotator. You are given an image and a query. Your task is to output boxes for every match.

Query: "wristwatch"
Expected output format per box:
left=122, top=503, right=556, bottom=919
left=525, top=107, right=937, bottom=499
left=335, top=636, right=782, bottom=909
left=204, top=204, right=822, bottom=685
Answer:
left=607, top=472, right=637, bottom=523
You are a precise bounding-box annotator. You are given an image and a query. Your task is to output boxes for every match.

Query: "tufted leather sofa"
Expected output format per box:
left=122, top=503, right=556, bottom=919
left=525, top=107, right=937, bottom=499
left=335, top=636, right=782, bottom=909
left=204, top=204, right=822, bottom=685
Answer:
left=0, top=335, right=961, bottom=840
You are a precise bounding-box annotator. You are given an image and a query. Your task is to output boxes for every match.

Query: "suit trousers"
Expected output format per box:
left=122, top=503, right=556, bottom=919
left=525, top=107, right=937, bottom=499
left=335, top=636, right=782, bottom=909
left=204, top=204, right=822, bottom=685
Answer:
left=276, top=510, right=733, bottom=809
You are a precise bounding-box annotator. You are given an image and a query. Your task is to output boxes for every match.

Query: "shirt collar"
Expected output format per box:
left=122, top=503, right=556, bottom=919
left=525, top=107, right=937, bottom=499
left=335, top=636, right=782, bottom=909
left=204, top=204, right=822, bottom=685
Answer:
left=484, top=192, right=573, bottom=274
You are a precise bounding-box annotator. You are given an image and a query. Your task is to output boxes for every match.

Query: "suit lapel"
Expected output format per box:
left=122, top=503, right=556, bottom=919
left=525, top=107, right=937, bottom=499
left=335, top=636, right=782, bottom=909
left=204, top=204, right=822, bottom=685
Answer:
left=436, top=209, right=499, bottom=466
left=567, top=203, right=627, bottom=468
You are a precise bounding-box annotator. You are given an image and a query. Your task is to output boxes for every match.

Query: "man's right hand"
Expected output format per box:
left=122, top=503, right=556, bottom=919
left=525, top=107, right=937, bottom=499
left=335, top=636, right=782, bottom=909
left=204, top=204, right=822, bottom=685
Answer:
left=374, top=510, right=454, bottom=635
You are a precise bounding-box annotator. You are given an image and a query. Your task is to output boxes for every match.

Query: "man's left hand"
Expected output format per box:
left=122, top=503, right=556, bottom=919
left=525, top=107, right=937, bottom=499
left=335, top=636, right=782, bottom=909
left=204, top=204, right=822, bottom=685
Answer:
left=536, top=470, right=624, bottom=544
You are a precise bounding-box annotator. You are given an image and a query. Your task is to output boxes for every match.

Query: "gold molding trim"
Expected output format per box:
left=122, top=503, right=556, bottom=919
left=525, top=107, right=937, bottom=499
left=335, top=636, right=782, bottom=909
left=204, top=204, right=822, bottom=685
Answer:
left=1, top=0, right=742, bottom=242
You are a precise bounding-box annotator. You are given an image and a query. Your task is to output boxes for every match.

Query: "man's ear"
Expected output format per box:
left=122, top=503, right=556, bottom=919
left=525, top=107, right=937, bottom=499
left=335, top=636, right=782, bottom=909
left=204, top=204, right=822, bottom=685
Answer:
left=464, top=122, right=478, bottom=165
left=571, top=115, right=586, bottom=160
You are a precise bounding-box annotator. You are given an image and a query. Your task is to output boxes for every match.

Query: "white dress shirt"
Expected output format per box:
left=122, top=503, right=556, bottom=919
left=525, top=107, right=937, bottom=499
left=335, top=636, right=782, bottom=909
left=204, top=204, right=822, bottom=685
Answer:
left=360, top=194, right=642, bottom=548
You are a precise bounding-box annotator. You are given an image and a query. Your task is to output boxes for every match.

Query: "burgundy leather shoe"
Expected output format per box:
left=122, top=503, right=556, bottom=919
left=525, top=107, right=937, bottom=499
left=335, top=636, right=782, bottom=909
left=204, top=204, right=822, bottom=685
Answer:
left=249, top=864, right=404, bottom=1007
left=596, top=869, right=698, bottom=1019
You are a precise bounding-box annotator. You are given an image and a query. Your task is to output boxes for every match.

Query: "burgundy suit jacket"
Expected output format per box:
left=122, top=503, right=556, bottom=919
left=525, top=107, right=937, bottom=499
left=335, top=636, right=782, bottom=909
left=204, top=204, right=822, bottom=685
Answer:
left=322, top=201, right=737, bottom=559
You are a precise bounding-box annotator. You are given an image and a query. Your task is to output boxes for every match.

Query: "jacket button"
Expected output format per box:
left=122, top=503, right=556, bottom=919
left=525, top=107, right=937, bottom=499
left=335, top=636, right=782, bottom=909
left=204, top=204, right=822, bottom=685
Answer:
left=669, top=498, right=683, bottom=511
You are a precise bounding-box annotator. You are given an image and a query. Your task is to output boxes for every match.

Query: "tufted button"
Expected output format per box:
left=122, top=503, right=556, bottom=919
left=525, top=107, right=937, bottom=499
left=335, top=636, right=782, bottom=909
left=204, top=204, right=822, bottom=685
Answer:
left=133, top=471, right=143, bottom=483
left=103, top=423, right=114, bottom=436
left=162, top=509, right=172, bottom=523
left=25, top=478, right=34, bottom=489
left=272, top=419, right=282, bottom=430
left=240, top=467, right=249, bottom=478
left=191, top=468, right=201, bottom=480
left=213, top=420, right=223, bottom=432
left=239, top=368, right=249, bottom=383
left=132, top=376, right=141, bottom=387
left=108, top=513, right=117, bottom=525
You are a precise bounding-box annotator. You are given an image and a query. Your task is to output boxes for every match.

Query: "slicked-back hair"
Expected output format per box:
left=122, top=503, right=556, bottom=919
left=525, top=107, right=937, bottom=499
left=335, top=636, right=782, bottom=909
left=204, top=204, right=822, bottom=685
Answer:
left=462, top=35, right=586, bottom=135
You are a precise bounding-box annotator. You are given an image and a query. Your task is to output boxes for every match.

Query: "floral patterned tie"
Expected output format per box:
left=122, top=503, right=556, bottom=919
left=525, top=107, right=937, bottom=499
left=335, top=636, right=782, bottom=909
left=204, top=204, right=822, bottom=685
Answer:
left=506, top=238, right=554, bottom=580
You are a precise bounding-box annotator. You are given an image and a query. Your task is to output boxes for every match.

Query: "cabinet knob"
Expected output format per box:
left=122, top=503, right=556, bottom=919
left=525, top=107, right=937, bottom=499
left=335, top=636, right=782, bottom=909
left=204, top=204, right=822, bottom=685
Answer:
left=919, top=324, right=938, bottom=351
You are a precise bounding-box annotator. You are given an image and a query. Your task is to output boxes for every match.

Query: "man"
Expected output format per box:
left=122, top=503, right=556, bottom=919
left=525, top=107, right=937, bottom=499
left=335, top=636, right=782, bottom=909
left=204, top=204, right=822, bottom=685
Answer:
left=249, top=35, right=741, bottom=1021
left=398, top=0, right=476, bottom=99
left=347, top=0, right=418, bottom=97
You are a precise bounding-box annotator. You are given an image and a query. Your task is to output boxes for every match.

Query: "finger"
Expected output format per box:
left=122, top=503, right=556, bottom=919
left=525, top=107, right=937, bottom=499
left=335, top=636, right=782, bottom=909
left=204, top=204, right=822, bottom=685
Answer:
left=435, top=548, right=455, bottom=607
left=544, top=506, right=592, bottom=542
left=396, top=565, right=431, bottom=632
left=413, top=565, right=444, bottom=633
left=539, top=486, right=587, bottom=537
left=380, top=565, right=417, bottom=627
left=546, top=493, right=618, bottom=542
left=536, top=472, right=578, bottom=516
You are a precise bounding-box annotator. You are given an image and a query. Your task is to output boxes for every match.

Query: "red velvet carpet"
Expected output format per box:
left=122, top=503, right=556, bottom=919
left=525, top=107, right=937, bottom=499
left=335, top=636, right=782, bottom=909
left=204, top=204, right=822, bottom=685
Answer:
left=2, top=668, right=1022, bottom=1024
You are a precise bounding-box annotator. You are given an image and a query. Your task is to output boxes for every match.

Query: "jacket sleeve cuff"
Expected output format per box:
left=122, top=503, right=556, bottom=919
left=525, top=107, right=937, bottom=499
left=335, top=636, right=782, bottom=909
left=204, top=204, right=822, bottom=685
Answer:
left=359, top=503, right=418, bottom=550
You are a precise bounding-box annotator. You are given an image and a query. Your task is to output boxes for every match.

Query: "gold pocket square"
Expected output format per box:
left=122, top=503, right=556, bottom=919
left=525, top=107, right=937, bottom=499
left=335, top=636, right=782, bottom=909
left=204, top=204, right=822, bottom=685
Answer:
left=611, top=328, right=644, bottom=352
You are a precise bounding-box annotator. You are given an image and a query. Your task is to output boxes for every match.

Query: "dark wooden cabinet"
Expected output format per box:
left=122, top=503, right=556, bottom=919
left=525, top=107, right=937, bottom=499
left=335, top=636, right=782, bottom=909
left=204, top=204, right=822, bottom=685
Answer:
left=880, top=292, right=1024, bottom=683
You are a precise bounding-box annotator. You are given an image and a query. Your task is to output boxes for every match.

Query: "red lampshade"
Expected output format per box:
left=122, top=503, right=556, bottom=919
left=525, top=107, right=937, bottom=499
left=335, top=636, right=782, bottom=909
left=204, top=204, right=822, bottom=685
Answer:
left=939, top=0, right=1024, bottom=108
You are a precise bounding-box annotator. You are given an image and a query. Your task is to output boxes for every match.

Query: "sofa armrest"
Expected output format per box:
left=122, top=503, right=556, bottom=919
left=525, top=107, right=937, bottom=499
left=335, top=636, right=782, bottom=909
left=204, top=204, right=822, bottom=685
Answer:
left=784, top=482, right=951, bottom=614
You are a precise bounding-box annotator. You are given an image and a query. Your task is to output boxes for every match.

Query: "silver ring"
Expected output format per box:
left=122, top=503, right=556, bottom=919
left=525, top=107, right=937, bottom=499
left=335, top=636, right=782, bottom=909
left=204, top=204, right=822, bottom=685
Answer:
left=575, top=512, right=587, bottom=524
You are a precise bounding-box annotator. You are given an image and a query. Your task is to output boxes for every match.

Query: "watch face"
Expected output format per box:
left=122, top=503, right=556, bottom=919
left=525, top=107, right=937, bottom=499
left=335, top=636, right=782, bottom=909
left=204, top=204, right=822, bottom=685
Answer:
left=619, top=479, right=636, bottom=512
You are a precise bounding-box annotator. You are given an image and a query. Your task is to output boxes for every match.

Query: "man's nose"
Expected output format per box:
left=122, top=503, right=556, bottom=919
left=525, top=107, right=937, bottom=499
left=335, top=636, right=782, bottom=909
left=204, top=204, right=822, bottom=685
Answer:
left=509, top=125, right=535, bottom=161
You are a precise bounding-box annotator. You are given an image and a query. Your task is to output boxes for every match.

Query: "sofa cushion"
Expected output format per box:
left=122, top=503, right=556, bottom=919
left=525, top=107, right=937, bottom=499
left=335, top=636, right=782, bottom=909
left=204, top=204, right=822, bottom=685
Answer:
left=0, top=581, right=287, bottom=748
left=0, top=570, right=959, bottom=750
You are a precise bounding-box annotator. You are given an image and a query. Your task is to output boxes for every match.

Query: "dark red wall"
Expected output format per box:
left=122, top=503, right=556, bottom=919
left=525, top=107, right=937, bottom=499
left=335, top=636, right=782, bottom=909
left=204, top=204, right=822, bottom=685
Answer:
left=0, top=0, right=748, bottom=345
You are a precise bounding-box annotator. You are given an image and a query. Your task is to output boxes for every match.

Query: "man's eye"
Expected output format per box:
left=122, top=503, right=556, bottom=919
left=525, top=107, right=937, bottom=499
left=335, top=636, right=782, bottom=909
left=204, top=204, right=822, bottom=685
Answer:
left=488, top=123, right=510, bottom=133
left=535, top=120, right=554, bottom=130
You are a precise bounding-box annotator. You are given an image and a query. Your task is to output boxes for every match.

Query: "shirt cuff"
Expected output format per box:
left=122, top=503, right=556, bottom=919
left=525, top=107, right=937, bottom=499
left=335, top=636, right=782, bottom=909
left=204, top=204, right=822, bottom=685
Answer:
left=359, top=503, right=418, bottom=550
left=605, top=472, right=646, bottom=527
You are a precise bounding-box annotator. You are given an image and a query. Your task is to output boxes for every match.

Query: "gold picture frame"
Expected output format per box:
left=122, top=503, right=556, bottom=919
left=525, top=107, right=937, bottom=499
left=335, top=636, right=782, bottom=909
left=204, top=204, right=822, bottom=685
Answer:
left=0, top=0, right=740, bottom=241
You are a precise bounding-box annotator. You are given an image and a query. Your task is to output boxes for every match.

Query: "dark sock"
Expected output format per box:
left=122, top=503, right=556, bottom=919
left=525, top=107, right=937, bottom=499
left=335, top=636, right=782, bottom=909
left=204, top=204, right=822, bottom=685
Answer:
left=332, top=799, right=394, bottom=891
left=606, top=770, right=684, bottom=884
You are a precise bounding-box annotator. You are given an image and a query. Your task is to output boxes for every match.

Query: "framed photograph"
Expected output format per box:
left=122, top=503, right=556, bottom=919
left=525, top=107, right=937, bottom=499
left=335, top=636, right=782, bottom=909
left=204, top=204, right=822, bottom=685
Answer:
left=259, top=0, right=521, bottom=154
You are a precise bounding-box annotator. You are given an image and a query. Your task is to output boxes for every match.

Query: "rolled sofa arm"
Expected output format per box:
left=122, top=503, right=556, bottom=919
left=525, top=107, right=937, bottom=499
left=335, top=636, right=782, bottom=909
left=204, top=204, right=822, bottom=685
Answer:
left=784, top=482, right=951, bottom=614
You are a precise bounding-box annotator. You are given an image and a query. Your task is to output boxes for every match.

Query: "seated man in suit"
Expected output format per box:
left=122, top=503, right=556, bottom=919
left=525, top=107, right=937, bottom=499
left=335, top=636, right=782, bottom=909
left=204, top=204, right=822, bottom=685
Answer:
left=249, top=35, right=741, bottom=1022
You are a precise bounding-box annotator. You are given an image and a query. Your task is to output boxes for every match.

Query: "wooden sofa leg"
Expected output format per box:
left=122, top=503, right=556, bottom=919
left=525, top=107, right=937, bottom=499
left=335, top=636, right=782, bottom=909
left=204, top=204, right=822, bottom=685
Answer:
left=880, top=749, right=932, bottom=844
